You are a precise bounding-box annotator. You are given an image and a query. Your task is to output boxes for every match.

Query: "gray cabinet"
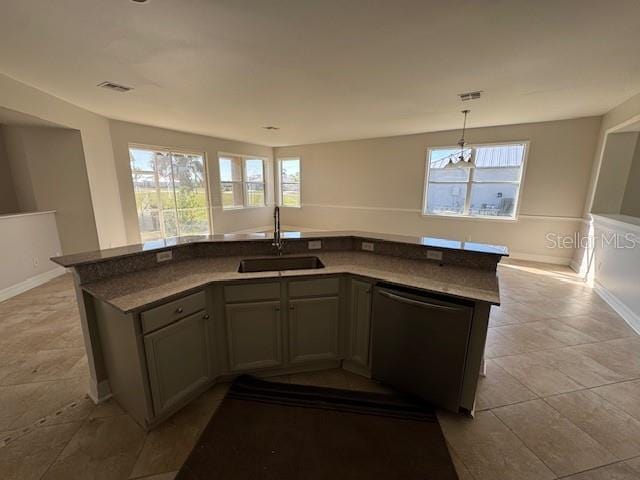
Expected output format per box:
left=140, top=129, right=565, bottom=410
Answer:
left=288, top=297, right=340, bottom=364
left=225, top=301, right=283, bottom=371
left=144, top=311, right=212, bottom=416
left=348, top=279, right=372, bottom=368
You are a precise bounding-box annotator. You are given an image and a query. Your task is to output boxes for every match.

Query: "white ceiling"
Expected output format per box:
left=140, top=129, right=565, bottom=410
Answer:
left=0, top=107, right=64, bottom=128
left=1, top=0, right=639, bottom=146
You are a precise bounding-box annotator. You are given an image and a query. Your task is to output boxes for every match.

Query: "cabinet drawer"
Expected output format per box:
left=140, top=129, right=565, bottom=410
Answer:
left=141, top=291, right=206, bottom=334
left=224, top=282, right=280, bottom=303
left=289, top=277, right=340, bottom=298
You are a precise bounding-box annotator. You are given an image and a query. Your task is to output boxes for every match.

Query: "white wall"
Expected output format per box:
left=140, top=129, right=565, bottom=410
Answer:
left=571, top=92, right=640, bottom=334
left=1, top=126, right=100, bottom=254
left=592, top=215, right=640, bottom=333
left=108, top=120, right=275, bottom=243
left=0, top=212, right=65, bottom=301
left=572, top=91, right=640, bottom=273
left=0, top=73, right=127, bottom=249
left=275, top=116, right=602, bottom=264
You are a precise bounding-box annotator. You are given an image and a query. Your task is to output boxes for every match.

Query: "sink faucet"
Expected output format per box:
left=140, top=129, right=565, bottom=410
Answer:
left=272, top=206, right=284, bottom=255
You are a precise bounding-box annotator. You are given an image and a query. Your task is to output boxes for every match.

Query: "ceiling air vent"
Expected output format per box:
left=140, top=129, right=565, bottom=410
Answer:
left=97, top=81, right=133, bottom=93
left=459, top=91, right=482, bottom=101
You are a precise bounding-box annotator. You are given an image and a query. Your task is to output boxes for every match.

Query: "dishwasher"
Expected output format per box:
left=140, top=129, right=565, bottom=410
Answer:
left=371, top=285, right=473, bottom=412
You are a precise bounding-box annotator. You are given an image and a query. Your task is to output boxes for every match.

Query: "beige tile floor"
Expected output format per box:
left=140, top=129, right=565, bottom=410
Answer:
left=0, top=261, right=639, bottom=479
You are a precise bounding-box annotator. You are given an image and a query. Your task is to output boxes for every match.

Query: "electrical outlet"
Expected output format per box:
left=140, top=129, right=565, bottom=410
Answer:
left=426, top=250, right=443, bottom=261
left=308, top=240, right=322, bottom=250
left=361, top=242, right=375, bottom=252
left=156, top=250, right=173, bottom=263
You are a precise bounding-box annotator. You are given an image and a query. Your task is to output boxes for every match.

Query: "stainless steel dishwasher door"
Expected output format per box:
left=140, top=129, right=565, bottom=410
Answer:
left=371, top=286, right=473, bottom=412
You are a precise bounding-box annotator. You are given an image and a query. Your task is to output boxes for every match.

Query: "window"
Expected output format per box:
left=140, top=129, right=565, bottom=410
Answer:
left=423, top=143, right=527, bottom=219
left=129, top=146, right=210, bottom=242
left=218, top=154, right=266, bottom=209
left=278, top=157, right=301, bottom=207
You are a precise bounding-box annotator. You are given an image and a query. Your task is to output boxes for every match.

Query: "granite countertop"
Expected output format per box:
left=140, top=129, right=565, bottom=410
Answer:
left=52, top=230, right=508, bottom=267
left=82, top=251, right=500, bottom=313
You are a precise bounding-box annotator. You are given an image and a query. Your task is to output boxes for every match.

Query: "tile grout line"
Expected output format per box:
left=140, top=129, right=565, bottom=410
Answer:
left=35, top=419, right=86, bottom=480
left=554, top=458, right=637, bottom=479
left=485, top=333, right=639, bottom=363
left=441, top=439, right=485, bottom=480
left=539, top=395, right=623, bottom=462
left=0, top=395, right=91, bottom=448
left=36, top=409, right=131, bottom=480
left=485, top=407, right=560, bottom=478
left=0, top=372, right=90, bottom=387
left=588, top=379, right=640, bottom=422
left=125, top=425, right=151, bottom=480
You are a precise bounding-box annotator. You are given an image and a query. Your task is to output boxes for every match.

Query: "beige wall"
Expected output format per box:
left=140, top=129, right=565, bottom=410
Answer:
left=2, top=125, right=37, bottom=211
left=108, top=120, right=275, bottom=243
left=0, top=212, right=63, bottom=297
left=2, top=126, right=100, bottom=254
left=582, top=92, right=640, bottom=218
left=0, top=127, right=20, bottom=214
left=571, top=91, right=640, bottom=273
left=275, top=116, right=601, bottom=263
left=0, top=73, right=126, bottom=249
left=621, top=139, right=640, bottom=217
left=591, top=132, right=638, bottom=214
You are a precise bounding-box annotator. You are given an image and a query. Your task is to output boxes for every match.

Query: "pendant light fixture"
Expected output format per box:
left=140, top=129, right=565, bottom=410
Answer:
left=444, top=109, right=476, bottom=169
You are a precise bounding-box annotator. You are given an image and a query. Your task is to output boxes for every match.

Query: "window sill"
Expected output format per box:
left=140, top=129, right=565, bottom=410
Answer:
left=219, top=205, right=269, bottom=211
left=421, top=212, right=518, bottom=222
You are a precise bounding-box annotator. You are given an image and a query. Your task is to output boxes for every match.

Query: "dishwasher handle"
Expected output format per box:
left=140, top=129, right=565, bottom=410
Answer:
left=378, top=289, right=466, bottom=312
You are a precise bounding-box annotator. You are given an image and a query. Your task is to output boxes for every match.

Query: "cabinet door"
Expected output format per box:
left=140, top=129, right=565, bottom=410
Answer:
left=144, top=311, right=212, bottom=416
left=349, top=280, right=372, bottom=368
left=226, top=301, right=282, bottom=371
left=289, top=297, right=340, bottom=364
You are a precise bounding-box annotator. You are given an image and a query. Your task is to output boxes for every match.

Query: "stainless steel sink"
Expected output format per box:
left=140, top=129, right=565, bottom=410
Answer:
left=238, top=256, right=325, bottom=273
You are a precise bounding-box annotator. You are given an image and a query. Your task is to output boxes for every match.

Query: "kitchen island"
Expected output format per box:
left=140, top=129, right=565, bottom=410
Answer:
left=52, top=231, right=507, bottom=429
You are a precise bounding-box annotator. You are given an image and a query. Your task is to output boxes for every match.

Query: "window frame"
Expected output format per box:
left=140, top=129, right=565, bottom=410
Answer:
left=277, top=156, right=302, bottom=208
left=422, top=141, right=529, bottom=221
left=218, top=152, right=269, bottom=210
left=128, top=143, right=212, bottom=241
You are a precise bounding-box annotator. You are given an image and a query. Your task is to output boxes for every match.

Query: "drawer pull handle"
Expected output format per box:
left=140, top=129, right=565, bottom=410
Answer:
left=378, top=290, right=465, bottom=311
left=274, top=306, right=280, bottom=312
left=202, top=313, right=210, bottom=320
left=175, top=307, right=184, bottom=314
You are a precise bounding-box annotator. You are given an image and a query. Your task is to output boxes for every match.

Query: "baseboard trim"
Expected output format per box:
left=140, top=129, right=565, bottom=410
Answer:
left=569, top=259, right=583, bottom=274
left=0, top=267, right=67, bottom=302
left=594, top=281, right=640, bottom=335
left=342, top=360, right=372, bottom=378
left=299, top=203, right=585, bottom=223
left=87, top=379, right=113, bottom=404
left=225, top=225, right=272, bottom=234
left=507, top=252, right=572, bottom=265
left=226, top=225, right=327, bottom=234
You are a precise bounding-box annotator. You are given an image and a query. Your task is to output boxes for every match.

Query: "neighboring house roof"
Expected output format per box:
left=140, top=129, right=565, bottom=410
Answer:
left=431, top=144, right=525, bottom=169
